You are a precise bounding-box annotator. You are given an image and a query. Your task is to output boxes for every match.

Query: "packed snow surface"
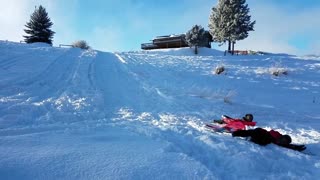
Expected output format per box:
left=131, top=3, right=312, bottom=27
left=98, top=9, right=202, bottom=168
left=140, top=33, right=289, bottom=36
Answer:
left=0, top=41, right=319, bottom=179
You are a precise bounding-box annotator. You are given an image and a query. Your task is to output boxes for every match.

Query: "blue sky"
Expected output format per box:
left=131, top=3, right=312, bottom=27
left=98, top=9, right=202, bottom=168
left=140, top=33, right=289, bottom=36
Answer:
left=0, top=0, right=319, bottom=55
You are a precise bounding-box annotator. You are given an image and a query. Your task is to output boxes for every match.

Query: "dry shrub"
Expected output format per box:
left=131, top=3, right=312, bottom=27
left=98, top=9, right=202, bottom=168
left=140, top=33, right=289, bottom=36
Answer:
left=223, top=90, right=237, bottom=104
left=270, top=67, right=288, bottom=76
left=214, top=65, right=225, bottom=75
left=255, top=62, right=289, bottom=76
left=72, top=40, right=90, bottom=50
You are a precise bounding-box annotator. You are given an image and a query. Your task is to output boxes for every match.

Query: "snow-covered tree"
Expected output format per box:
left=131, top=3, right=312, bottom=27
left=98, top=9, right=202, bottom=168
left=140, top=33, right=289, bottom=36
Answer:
left=208, top=1, right=232, bottom=49
left=23, top=5, right=55, bottom=45
left=185, top=25, right=206, bottom=54
left=208, top=0, right=255, bottom=54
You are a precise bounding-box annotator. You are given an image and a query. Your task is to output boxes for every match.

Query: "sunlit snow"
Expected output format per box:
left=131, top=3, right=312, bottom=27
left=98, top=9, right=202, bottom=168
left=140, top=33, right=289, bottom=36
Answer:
left=0, top=41, right=319, bottom=179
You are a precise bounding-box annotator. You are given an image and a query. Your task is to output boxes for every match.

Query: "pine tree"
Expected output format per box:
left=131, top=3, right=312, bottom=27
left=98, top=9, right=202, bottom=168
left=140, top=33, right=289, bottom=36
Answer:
left=185, top=25, right=206, bottom=54
left=208, top=0, right=255, bottom=54
left=23, top=5, right=55, bottom=45
left=208, top=0, right=232, bottom=50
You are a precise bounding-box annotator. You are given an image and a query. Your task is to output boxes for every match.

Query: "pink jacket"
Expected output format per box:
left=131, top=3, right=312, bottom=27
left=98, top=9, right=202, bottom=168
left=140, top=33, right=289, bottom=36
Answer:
left=222, top=117, right=257, bottom=131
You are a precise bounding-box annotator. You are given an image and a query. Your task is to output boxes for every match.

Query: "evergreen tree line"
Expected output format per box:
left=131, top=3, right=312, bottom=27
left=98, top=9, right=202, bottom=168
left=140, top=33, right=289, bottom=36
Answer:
left=186, top=0, right=255, bottom=54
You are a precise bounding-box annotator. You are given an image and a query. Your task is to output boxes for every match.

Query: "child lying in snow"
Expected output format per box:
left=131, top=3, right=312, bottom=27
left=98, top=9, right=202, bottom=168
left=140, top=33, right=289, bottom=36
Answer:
left=210, top=114, right=257, bottom=132
left=232, top=127, right=306, bottom=151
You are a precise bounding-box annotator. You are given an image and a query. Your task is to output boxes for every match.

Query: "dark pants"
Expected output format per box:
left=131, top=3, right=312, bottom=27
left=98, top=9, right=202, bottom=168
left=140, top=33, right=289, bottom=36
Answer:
left=233, top=128, right=306, bottom=151
left=232, top=128, right=273, bottom=145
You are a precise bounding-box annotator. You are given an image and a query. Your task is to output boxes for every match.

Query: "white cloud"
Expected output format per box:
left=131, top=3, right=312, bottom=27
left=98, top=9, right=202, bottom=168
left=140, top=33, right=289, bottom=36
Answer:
left=236, top=1, right=320, bottom=55
left=89, top=26, right=124, bottom=52
left=0, top=0, right=31, bottom=42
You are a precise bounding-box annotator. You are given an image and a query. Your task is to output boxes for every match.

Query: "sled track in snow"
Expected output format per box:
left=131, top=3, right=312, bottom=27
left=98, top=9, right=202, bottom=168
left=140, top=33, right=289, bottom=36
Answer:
left=87, top=56, right=97, bottom=90
left=20, top=50, right=81, bottom=101
left=0, top=50, right=70, bottom=88
left=0, top=53, right=35, bottom=70
left=0, top=49, right=104, bottom=135
left=110, top=109, right=230, bottom=175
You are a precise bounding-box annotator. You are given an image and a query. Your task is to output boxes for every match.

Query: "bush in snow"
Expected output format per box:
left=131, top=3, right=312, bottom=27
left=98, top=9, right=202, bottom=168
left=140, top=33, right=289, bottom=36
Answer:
left=223, top=90, right=237, bottom=104
left=72, top=40, right=90, bottom=50
left=214, top=65, right=225, bottom=75
left=270, top=67, right=288, bottom=76
left=269, top=62, right=288, bottom=76
left=218, top=90, right=236, bottom=104
left=188, top=88, right=236, bottom=104
left=255, top=63, right=288, bottom=76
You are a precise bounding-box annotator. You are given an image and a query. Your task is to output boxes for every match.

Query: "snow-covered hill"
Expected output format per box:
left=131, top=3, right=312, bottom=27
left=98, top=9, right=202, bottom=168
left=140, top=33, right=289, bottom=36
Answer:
left=0, top=41, right=320, bottom=179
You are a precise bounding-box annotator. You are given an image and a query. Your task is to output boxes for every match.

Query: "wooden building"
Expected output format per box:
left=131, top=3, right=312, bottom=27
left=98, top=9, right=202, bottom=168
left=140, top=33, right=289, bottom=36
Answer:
left=141, top=34, right=189, bottom=50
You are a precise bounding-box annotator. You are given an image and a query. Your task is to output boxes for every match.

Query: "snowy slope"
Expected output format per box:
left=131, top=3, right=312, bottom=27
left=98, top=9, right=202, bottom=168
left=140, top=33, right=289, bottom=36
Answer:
left=0, top=41, right=320, bottom=179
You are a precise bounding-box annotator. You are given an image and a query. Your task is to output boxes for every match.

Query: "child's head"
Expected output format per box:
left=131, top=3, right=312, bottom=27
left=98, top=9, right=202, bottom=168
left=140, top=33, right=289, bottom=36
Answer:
left=278, top=135, right=292, bottom=145
left=243, top=114, right=253, bottom=122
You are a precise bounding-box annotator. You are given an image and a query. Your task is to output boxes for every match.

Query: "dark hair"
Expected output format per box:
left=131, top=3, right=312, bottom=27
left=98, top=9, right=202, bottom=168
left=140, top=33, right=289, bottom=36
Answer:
left=243, top=114, right=253, bottom=122
left=279, top=135, right=292, bottom=145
